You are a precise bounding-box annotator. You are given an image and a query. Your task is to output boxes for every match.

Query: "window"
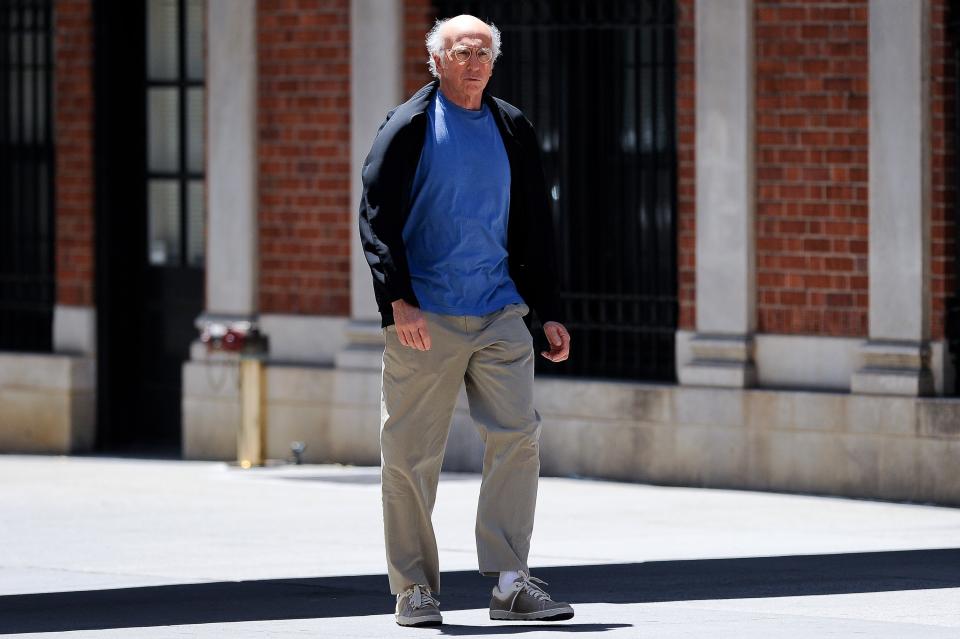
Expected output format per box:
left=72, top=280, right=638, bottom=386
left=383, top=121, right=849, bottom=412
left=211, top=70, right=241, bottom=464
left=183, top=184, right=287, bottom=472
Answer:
left=146, top=0, right=205, bottom=268
left=0, top=0, right=54, bottom=352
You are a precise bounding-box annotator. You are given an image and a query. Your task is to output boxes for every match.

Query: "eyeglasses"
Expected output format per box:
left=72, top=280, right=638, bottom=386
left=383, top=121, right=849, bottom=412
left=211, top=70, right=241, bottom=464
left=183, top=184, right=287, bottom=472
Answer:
left=445, top=45, right=494, bottom=65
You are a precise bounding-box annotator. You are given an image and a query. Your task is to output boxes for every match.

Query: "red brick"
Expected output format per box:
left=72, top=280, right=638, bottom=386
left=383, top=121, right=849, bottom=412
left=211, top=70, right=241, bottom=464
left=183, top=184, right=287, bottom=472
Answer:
left=258, top=0, right=351, bottom=315
left=54, top=0, right=95, bottom=307
left=755, top=0, right=868, bottom=337
left=676, top=0, right=696, bottom=330
left=929, top=0, right=956, bottom=340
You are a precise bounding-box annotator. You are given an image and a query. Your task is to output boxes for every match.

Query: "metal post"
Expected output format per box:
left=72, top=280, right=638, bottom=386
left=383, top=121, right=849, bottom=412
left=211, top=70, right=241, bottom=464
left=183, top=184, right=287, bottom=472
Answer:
left=237, top=329, right=268, bottom=468
left=238, top=356, right=264, bottom=468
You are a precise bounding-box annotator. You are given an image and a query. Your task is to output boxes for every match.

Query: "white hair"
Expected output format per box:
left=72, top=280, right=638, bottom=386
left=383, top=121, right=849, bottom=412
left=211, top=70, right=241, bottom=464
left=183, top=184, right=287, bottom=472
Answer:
left=425, top=17, right=502, bottom=78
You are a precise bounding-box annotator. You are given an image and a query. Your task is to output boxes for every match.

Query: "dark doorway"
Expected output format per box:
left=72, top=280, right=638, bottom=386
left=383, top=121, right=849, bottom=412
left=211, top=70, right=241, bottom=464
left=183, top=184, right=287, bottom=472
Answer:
left=93, top=0, right=205, bottom=454
left=0, top=0, right=55, bottom=353
left=432, top=0, right=679, bottom=382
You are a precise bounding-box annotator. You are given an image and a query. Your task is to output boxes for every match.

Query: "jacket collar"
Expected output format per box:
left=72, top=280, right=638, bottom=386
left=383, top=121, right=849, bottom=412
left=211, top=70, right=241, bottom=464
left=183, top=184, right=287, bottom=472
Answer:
left=405, top=80, right=518, bottom=141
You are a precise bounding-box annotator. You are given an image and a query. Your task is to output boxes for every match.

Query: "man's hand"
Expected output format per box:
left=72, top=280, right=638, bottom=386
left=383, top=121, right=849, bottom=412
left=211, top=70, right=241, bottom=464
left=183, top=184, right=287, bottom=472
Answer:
left=541, top=321, right=570, bottom=362
left=391, top=299, right=432, bottom=351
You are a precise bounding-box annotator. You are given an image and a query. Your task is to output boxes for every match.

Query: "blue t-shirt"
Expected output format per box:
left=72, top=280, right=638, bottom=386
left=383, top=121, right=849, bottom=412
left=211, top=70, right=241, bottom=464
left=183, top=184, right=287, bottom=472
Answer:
left=402, top=89, right=524, bottom=316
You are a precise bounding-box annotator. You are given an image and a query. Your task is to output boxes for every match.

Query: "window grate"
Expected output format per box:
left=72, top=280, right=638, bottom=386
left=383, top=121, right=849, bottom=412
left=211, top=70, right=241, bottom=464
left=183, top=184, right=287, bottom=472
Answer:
left=432, top=0, right=678, bottom=381
left=948, top=0, right=960, bottom=395
left=0, top=0, right=55, bottom=352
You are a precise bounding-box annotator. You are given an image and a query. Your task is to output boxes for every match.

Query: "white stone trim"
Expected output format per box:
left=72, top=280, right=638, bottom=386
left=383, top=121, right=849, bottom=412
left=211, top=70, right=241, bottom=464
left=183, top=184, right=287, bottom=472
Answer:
left=681, top=0, right=756, bottom=387
left=259, top=314, right=350, bottom=365
left=350, top=0, right=403, bottom=322
left=693, top=0, right=755, bottom=335
left=53, top=304, right=96, bottom=355
left=853, top=1, right=932, bottom=395
left=678, top=330, right=954, bottom=395
left=206, top=0, right=258, bottom=316
left=867, top=0, right=930, bottom=342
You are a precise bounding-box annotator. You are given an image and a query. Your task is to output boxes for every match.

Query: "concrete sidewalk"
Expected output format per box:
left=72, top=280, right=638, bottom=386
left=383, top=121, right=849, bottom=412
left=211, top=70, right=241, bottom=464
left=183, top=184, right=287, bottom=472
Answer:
left=0, top=454, right=958, bottom=637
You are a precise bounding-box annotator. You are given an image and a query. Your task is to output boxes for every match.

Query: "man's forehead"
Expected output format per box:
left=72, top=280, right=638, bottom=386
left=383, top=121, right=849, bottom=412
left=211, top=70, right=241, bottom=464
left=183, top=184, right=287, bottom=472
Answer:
left=441, top=17, right=492, bottom=46
left=448, top=32, right=490, bottom=46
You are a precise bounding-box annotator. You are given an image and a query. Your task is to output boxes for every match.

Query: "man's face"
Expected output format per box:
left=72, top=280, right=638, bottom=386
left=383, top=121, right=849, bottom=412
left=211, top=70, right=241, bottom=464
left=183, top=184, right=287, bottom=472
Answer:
left=434, top=31, right=494, bottom=101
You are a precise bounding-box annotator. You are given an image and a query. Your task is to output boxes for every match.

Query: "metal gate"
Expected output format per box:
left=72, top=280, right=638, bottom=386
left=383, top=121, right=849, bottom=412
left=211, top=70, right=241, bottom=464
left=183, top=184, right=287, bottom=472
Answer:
left=948, top=0, right=960, bottom=395
left=0, top=0, right=54, bottom=352
left=431, top=0, right=678, bottom=381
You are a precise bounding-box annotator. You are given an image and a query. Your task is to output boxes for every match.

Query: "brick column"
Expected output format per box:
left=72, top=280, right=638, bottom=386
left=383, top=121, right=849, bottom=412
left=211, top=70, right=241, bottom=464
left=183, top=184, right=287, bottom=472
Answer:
left=851, top=0, right=933, bottom=395
left=54, top=0, right=96, bottom=354
left=678, top=0, right=757, bottom=387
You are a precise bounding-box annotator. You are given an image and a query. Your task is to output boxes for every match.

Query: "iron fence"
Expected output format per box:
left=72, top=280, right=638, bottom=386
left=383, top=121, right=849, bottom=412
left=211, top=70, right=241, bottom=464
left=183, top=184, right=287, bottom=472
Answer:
left=432, top=0, right=678, bottom=381
left=949, top=0, right=960, bottom=394
left=0, top=0, right=55, bottom=352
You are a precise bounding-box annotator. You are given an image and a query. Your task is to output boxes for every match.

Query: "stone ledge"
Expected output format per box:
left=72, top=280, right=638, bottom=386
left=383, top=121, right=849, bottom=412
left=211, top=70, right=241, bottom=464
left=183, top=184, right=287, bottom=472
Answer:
left=678, top=360, right=757, bottom=388
left=178, top=361, right=960, bottom=506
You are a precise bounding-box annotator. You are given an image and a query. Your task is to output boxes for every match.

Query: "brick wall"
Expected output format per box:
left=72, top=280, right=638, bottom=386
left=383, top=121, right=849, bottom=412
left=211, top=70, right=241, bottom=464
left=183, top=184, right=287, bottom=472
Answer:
left=677, top=0, right=696, bottom=331
left=257, top=0, right=351, bottom=316
left=755, top=1, right=869, bottom=337
left=404, top=0, right=435, bottom=97
left=54, top=0, right=95, bottom=307
left=931, top=0, right=957, bottom=342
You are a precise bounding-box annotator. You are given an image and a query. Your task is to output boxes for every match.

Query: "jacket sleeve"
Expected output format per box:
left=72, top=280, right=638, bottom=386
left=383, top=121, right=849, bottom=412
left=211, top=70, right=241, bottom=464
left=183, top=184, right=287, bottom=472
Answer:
left=518, top=116, right=564, bottom=326
left=358, top=113, right=419, bottom=309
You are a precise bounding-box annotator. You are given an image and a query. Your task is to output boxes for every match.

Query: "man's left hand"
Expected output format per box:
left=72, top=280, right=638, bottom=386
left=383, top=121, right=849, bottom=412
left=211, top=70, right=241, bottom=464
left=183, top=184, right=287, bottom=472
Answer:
left=541, top=321, right=570, bottom=362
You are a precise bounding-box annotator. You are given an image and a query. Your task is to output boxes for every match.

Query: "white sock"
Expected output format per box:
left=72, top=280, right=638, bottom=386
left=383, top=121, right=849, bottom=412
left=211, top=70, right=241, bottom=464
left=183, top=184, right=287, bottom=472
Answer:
left=498, top=571, right=520, bottom=592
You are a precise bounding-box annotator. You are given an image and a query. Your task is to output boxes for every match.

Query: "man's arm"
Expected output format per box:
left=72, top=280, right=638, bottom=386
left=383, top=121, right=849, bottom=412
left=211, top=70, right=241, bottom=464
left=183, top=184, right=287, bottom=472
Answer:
left=517, top=116, right=570, bottom=362
left=358, top=113, right=432, bottom=351
left=358, top=115, right=419, bottom=310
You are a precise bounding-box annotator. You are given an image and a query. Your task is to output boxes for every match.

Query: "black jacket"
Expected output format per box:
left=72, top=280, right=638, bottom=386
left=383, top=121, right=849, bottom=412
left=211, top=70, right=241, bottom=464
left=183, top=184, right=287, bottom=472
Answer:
left=358, top=81, right=562, bottom=331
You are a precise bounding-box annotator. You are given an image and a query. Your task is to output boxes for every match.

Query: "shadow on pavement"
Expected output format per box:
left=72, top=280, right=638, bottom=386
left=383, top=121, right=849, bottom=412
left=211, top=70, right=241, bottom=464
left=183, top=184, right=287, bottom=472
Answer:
left=438, top=624, right=632, bottom=635
left=1, top=548, right=958, bottom=634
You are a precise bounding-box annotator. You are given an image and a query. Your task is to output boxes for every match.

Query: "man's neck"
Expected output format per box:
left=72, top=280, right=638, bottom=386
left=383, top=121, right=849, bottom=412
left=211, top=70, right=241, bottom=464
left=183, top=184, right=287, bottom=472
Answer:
left=438, top=84, right=482, bottom=110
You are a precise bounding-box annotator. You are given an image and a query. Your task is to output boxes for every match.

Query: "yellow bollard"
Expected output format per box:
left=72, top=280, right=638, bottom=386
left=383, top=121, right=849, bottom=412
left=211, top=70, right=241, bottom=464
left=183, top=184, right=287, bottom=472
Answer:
left=238, top=356, right=265, bottom=468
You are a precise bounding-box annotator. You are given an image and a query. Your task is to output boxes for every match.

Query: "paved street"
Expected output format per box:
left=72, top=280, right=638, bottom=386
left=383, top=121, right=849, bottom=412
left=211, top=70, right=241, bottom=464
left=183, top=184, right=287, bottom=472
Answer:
left=0, top=454, right=958, bottom=637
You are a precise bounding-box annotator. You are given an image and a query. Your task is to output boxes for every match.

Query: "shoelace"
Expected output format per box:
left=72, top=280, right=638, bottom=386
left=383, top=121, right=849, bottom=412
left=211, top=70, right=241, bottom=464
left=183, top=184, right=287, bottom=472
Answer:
left=511, top=571, right=552, bottom=601
left=404, top=584, right=440, bottom=609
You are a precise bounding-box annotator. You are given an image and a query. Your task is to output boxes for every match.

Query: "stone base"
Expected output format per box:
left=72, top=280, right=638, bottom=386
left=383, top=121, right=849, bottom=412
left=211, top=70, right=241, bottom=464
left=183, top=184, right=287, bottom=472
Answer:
left=0, top=353, right=96, bottom=454
left=182, top=320, right=387, bottom=463
left=183, top=362, right=960, bottom=506
left=851, top=340, right=934, bottom=397
left=334, top=320, right=384, bottom=371
left=182, top=351, right=242, bottom=461
left=679, top=360, right=757, bottom=387
left=678, top=333, right=756, bottom=388
left=851, top=368, right=934, bottom=396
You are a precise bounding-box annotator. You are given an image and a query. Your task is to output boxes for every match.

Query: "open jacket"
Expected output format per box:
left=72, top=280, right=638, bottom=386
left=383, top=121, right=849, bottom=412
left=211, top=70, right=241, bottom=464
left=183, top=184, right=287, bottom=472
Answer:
left=358, top=80, right=563, bottom=332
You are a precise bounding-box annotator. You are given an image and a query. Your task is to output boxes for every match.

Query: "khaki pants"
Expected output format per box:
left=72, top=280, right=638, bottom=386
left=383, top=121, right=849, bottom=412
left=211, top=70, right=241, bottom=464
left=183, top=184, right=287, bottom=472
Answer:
left=379, top=302, right=541, bottom=595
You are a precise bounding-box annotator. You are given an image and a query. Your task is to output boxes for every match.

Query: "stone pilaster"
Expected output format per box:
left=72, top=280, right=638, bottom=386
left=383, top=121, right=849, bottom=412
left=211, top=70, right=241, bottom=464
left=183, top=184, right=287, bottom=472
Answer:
left=678, top=0, right=757, bottom=388
left=852, top=0, right=932, bottom=396
left=341, top=0, right=405, bottom=371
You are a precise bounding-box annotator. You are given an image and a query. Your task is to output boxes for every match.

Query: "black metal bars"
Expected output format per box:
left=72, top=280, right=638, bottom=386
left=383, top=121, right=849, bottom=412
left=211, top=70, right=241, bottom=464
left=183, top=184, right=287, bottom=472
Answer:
left=0, top=0, right=55, bottom=352
left=432, top=0, right=679, bottom=381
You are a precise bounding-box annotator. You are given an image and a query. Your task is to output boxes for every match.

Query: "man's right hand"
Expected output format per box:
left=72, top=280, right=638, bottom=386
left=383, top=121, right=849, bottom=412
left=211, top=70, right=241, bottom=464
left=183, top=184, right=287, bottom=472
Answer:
left=391, top=299, right=432, bottom=351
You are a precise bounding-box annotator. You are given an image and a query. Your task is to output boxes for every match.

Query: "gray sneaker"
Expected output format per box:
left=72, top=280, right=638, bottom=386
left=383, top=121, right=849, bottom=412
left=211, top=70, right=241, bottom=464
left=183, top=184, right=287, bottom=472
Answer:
left=489, top=571, right=574, bottom=621
left=395, top=584, right=442, bottom=627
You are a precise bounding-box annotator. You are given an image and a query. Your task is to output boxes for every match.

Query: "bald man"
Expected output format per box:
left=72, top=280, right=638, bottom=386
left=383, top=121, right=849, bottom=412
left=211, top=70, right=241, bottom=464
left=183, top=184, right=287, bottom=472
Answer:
left=359, top=15, right=574, bottom=627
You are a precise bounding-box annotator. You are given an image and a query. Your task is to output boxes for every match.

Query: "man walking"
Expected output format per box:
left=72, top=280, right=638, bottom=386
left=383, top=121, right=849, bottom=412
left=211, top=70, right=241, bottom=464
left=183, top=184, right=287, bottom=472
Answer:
left=359, top=14, right=573, bottom=627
